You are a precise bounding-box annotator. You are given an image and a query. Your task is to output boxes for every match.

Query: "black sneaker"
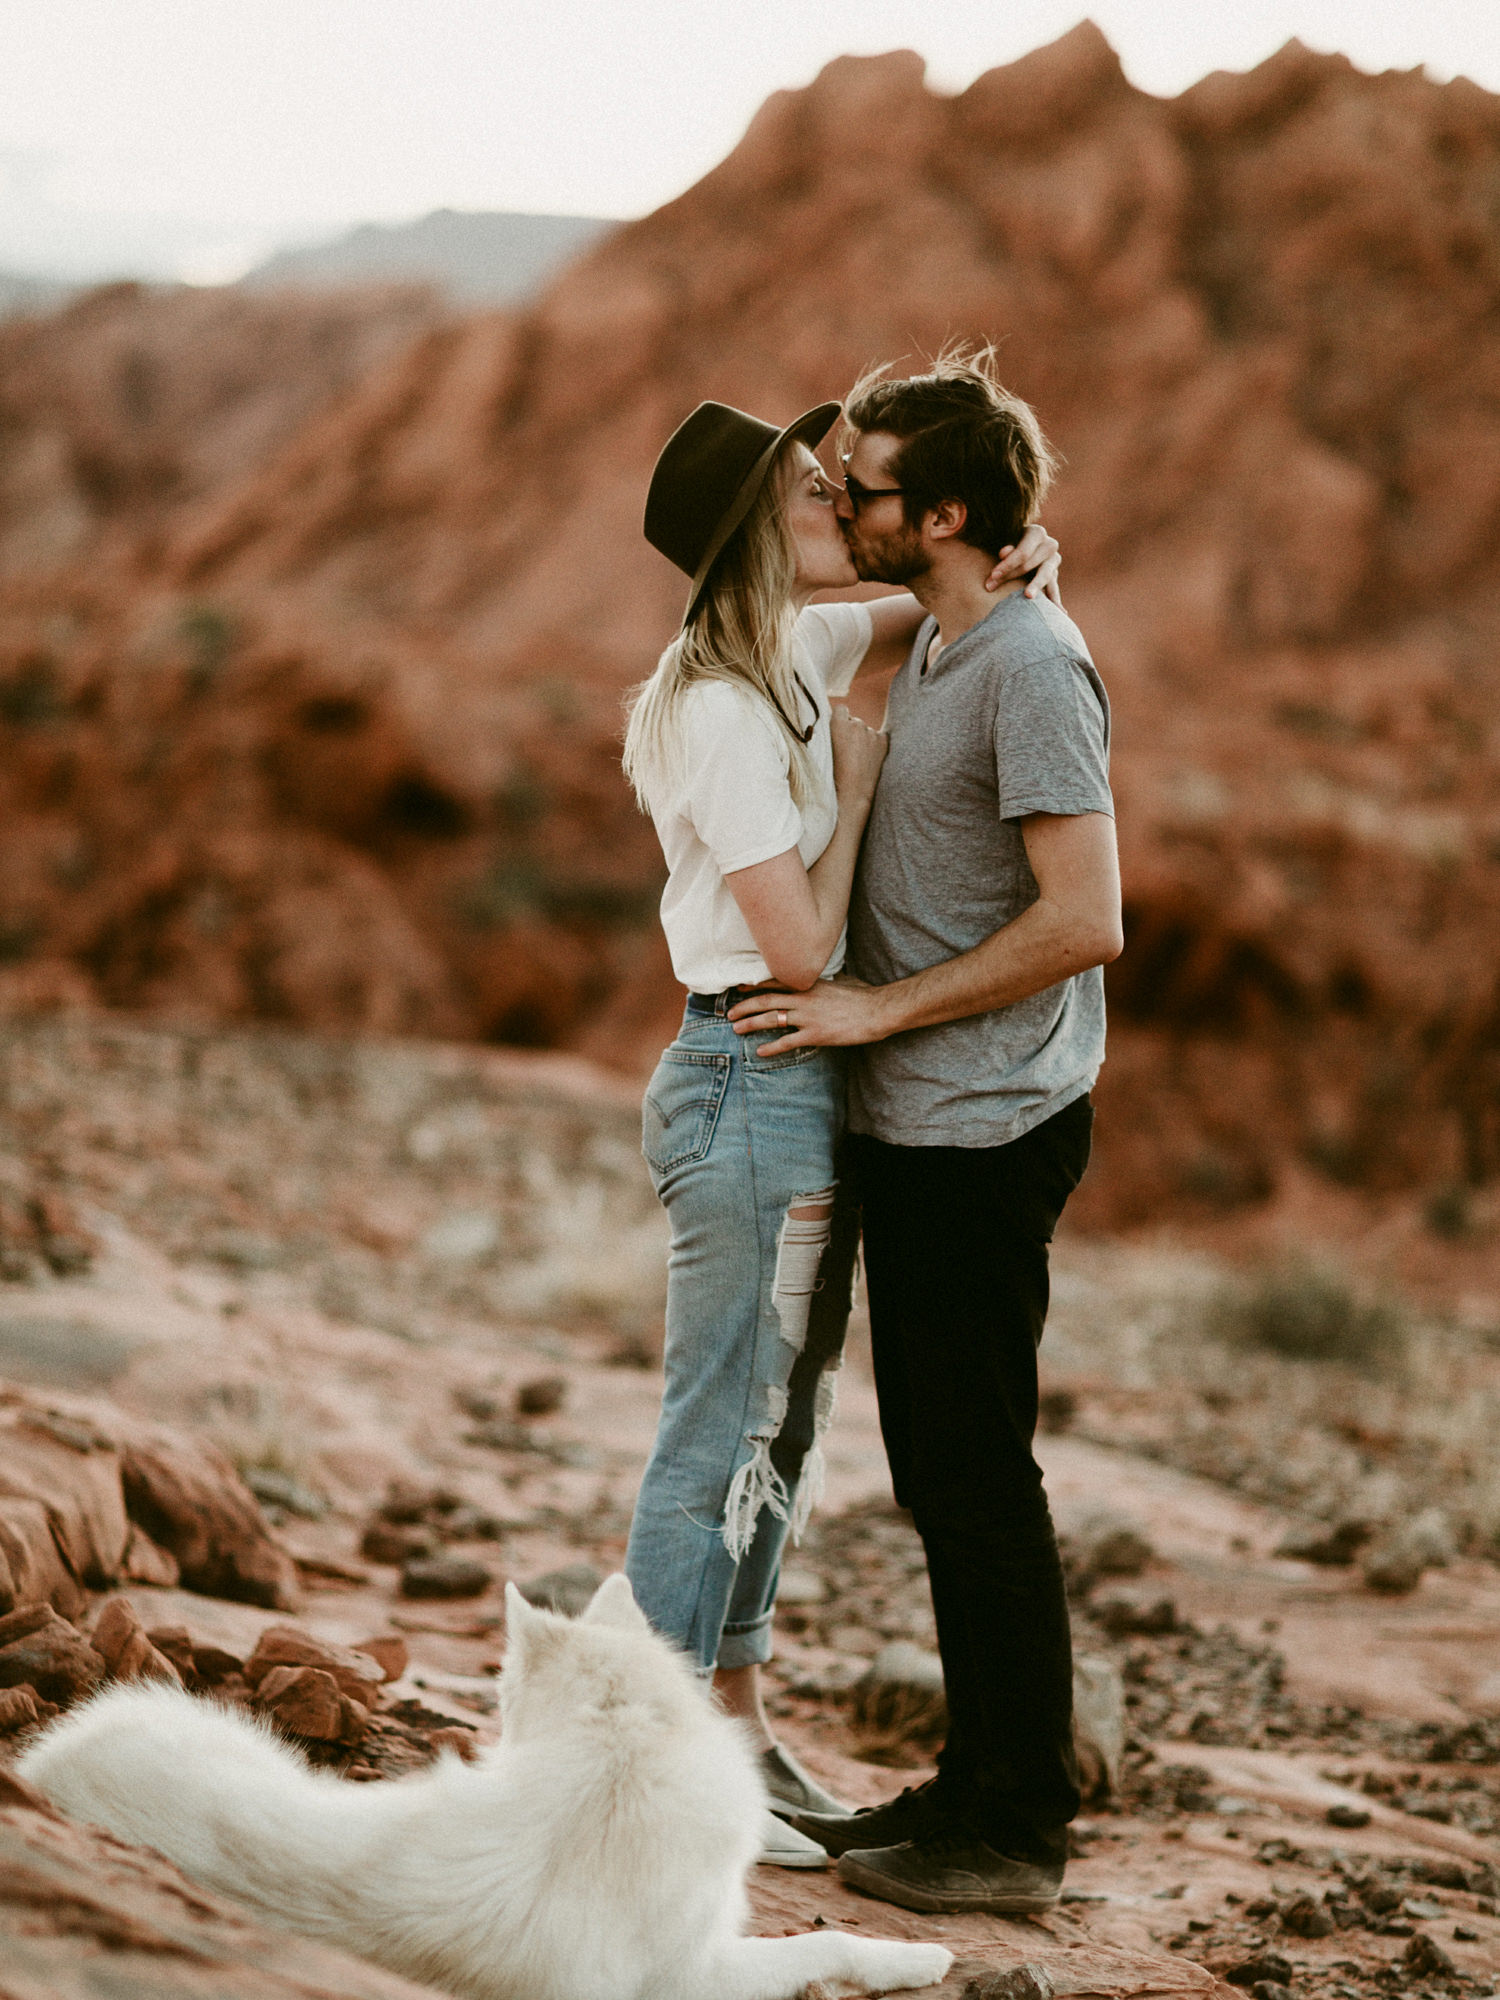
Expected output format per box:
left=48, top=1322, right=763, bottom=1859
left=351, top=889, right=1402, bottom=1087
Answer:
left=783, top=1779, right=954, bottom=1858
left=837, top=1830, right=1064, bottom=1915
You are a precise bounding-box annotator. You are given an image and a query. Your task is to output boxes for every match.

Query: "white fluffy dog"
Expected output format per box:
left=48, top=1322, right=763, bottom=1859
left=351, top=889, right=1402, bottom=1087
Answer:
left=21, top=1574, right=951, bottom=2000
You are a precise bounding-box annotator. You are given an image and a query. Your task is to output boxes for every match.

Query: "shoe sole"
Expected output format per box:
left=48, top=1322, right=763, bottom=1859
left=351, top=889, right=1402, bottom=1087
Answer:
left=758, top=1846, right=830, bottom=1870
left=837, top=1851, right=1058, bottom=1914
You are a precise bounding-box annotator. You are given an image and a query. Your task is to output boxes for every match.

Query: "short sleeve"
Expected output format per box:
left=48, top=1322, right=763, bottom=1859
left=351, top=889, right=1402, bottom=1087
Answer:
left=994, top=655, right=1113, bottom=822
left=680, top=683, right=804, bottom=874
left=795, top=602, right=873, bottom=699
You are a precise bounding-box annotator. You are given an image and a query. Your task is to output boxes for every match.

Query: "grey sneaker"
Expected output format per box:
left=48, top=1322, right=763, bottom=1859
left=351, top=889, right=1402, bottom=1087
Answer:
left=785, top=1778, right=952, bottom=1856
left=760, top=1741, right=850, bottom=1817
left=838, top=1832, right=1063, bottom=1914
left=757, top=1810, right=830, bottom=1869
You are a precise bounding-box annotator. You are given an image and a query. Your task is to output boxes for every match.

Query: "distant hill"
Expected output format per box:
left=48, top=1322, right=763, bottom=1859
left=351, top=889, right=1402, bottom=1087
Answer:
left=0, top=271, right=76, bottom=321
left=244, top=207, right=614, bottom=304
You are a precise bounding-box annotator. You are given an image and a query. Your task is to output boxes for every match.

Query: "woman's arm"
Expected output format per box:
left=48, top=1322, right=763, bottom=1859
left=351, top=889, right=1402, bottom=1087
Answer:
left=722, top=707, right=887, bottom=990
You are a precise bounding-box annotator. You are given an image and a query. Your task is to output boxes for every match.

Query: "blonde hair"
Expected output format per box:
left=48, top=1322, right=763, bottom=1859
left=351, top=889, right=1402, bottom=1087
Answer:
left=623, top=445, right=817, bottom=813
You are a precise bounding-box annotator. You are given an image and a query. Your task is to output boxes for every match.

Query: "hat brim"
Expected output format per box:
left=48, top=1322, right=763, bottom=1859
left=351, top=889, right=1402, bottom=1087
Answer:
left=681, top=401, right=843, bottom=626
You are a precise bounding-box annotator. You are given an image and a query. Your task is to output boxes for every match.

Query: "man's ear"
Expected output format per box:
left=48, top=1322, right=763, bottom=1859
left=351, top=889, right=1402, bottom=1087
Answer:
left=926, top=497, right=969, bottom=542
left=582, top=1572, right=651, bottom=1632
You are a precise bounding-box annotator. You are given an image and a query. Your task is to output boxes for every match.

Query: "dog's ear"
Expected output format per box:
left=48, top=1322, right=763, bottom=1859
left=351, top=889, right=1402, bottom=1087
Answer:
left=582, top=1572, right=650, bottom=1631
left=504, top=1580, right=538, bottom=1649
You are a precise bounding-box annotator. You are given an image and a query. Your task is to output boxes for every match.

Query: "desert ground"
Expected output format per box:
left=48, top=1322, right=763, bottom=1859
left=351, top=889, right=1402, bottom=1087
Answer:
left=2, top=1013, right=1497, bottom=1999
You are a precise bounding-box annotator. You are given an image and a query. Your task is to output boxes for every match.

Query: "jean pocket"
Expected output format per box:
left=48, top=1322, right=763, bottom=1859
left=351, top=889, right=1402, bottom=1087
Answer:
left=642, top=1049, right=731, bottom=1173
left=743, top=1033, right=824, bottom=1073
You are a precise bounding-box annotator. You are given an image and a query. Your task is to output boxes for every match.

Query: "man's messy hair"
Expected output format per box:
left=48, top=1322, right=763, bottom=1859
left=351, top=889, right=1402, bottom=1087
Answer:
left=841, top=343, right=1059, bottom=557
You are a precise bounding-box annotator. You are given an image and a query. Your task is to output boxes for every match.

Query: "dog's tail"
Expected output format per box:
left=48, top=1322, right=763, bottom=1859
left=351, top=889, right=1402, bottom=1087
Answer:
left=19, top=1683, right=366, bottom=1930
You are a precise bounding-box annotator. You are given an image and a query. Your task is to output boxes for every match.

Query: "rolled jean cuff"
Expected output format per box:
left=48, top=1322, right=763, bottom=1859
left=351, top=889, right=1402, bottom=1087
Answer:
left=717, top=1608, right=775, bottom=1669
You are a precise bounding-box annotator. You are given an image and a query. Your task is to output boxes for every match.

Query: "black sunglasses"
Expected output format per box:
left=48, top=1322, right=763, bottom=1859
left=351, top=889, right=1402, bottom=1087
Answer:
left=767, top=672, right=819, bottom=745
left=840, top=470, right=906, bottom=511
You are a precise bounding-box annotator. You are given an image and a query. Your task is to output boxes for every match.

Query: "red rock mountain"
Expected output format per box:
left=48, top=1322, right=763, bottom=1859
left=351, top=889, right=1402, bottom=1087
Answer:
left=1, top=25, right=1497, bottom=1227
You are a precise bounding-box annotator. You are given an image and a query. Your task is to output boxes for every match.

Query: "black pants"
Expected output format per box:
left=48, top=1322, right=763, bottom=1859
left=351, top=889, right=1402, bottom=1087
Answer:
left=848, top=1094, right=1094, bottom=1861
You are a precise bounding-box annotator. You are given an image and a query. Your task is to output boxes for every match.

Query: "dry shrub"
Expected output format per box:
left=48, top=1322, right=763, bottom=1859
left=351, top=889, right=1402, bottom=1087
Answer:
left=1204, top=1261, right=1408, bottom=1373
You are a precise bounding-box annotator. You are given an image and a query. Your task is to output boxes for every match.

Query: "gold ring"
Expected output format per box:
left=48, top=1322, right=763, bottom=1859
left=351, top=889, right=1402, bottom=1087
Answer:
left=778, top=1010, right=788, bottom=1028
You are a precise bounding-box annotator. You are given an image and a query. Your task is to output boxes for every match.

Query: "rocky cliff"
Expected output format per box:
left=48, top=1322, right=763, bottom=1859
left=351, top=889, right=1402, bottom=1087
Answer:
left=1, top=25, right=1497, bottom=1229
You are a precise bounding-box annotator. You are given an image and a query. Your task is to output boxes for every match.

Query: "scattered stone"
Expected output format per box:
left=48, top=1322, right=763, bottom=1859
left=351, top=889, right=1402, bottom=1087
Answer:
left=246, top=1626, right=384, bottom=1706
left=119, top=1433, right=299, bottom=1608
left=353, top=1634, right=408, bottom=1683
left=1280, top=1891, right=1335, bottom=1938
left=1454, top=1923, right=1481, bottom=1941
left=1249, top=1985, right=1294, bottom=2000
left=777, top=1567, right=826, bottom=1607
left=242, top=1466, right=328, bottom=1520
left=1359, top=1880, right=1403, bottom=1914
left=1093, top=1586, right=1177, bottom=1636
left=0, top=1686, right=47, bottom=1733
left=1070, top=1509, right=1154, bottom=1580
left=1072, top=1653, right=1126, bottom=1800
left=0, top=1605, right=105, bottom=1705
left=361, top=1521, right=437, bottom=1565
left=1407, top=1506, right=1458, bottom=1567
left=961, top=1967, right=1055, bottom=2000
left=454, top=1386, right=504, bottom=1421
left=515, top=1374, right=567, bottom=1417
left=1273, top=1518, right=1371, bottom=1564
left=1403, top=1931, right=1457, bottom=1977
left=400, top=1554, right=491, bottom=1600
left=119, top=1523, right=180, bottom=1586
left=189, top=1643, right=245, bottom=1686
left=378, top=1481, right=463, bottom=1524
left=1226, top=1952, right=1294, bottom=1988
left=251, top=1664, right=369, bottom=1746
left=1361, top=1529, right=1427, bottom=1595
left=853, top=1642, right=948, bottom=1741
left=519, top=1563, right=603, bottom=1617
left=437, top=1503, right=505, bottom=1541
left=90, top=1596, right=182, bottom=1684
left=1326, top=1801, right=1372, bottom=1828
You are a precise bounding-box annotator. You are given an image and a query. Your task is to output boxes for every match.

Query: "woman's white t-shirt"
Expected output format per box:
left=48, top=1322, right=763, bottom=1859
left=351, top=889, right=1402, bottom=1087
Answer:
left=648, top=602, right=874, bottom=995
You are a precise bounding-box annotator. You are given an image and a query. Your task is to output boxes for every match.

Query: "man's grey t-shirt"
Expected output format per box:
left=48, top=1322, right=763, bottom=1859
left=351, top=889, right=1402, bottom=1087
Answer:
left=846, top=590, right=1113, bottom=1148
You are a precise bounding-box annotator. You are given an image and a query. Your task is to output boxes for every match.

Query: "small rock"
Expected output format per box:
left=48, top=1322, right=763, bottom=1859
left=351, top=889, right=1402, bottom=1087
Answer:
left=962, top=1967, right=1054, bottom=2000
left=1454, top=1923, right=1481, bottom=1941
left=437, top=1503, right=505, bottom=1542
left=1403, top=1896, right=1444, bottom=1919
left=1071, top=1509, right=1153, bottom=1579
left=1403, top=1931, right=1457, bottom=1977
left=1274, top=1518, right=1371, bottom=1564
left=352, top=1634, right=408, bottom=1683
left=189, top=1643, right=244, bottom=1685
left=1362, top=1531, right=1426, bottom=1595
left=143, top=1626, right=197, bottom=1679
left=253, top=1664, right=368, bottom=1745
left=1072, top=1653, right=1126, bottom=1800
left=119, top=1523, right=181, bottom=1587
left=361, top=1521, right=437, bottom=1564
left=1359, top=1880, right=1403, bottom=1914
left=401, top=1554, right=492, bottom=1600
left=379, top=1481, right=463, bottom=1525
left=1249, top=1985, right=1294, bottom=2000
left=1280, top=1892, right=1335, bottom=1938
left=0, top=1684, right=47, bottom=1733
left=515, top=1374, right=568, bottom=1417
left=1326, top=1802, right=1372, bottom=1828
left=245, top=1626, right=384, bottom=1705
left=454, top=1386, right=505, bottom=1421
left=1094, top=1586, right=1177, bottom=1636
left=0, top=1606, right=105, bottom=1705
left=242, top=1467, right=328, bottom=1520
left=776, top=1567, right=826, bottom=1607
left=519, top=1563, right=604, bottom=1617
left=1407, top=1506, right=1458, bottom=1567
left=1226, top=1952, right=1294, bottom=1987
left=90, top=1597, right=182, bottom=1684
left=853, top=1642, right=948, bottom=1739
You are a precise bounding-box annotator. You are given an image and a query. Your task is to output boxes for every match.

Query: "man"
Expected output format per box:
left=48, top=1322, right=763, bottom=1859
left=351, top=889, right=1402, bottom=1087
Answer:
left=729, top=348, right=1121, bottom=1915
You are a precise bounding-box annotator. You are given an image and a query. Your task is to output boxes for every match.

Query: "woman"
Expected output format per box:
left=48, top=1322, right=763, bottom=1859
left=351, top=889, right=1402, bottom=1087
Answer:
left=622, top=398, right=1056, bottom=1865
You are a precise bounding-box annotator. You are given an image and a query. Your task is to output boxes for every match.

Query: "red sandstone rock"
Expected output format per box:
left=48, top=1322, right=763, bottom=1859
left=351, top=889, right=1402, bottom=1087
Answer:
left=252, top=1663, right=370, bottom=1746
left=118, top=1433, right=299, bottom=1610
left=0, top=1605, right=104, bottom=1705
left=0, top=1684, right=47, bottom=1733
left=89, top=1597, right=182, bottom=1685
left=352, top=1634, right=409, bottom=1683
left=245, top=1626, right=384, bottom=1705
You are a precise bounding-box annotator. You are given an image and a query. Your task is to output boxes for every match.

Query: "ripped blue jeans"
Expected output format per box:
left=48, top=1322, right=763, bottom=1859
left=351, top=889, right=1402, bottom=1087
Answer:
left=625, top=995, right=856, bottom=1672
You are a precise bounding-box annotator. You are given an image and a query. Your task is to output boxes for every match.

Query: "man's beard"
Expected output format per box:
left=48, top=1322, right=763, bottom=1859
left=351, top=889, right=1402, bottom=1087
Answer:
left=845, top=522, right=930, bottom=587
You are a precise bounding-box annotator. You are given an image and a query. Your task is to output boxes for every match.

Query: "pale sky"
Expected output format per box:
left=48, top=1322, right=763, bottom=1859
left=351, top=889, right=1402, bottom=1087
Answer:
left=2, top=0, right=1498, bottom=282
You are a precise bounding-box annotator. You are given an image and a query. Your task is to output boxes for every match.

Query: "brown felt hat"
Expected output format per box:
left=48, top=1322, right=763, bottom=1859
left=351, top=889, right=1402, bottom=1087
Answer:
left=644, top=399, right=843, bottom=624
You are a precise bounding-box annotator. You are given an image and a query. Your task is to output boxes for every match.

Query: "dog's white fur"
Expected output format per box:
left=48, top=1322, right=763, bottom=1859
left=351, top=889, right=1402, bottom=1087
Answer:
left=20, top=1574, right=951, bottom=2000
